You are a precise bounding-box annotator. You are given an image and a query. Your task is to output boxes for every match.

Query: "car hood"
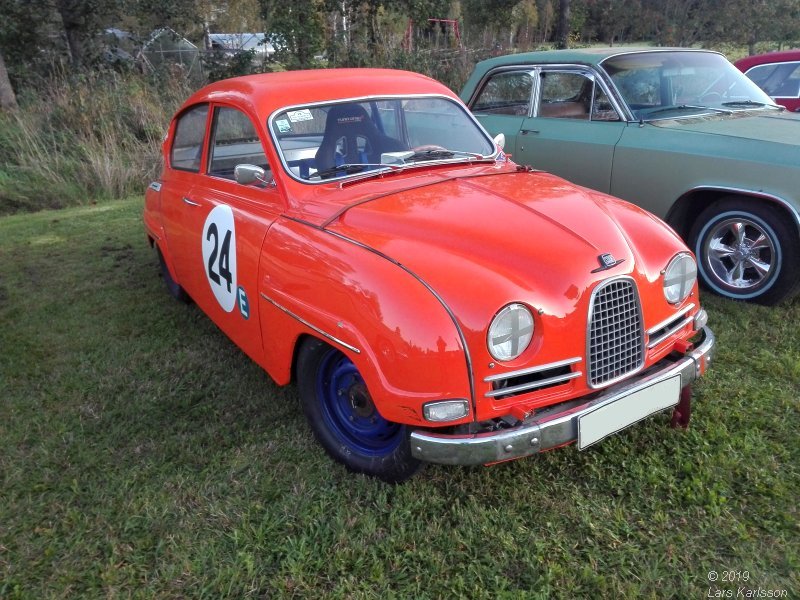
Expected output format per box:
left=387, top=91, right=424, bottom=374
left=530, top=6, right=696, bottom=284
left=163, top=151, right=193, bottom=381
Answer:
left=325, top=170, right=684, bottom=343
left=650, top=110, right=800, bottom=146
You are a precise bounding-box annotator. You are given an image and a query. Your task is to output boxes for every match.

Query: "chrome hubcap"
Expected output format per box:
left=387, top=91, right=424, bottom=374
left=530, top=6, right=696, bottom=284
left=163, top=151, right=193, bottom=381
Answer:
left=704, top=217, right=775, bottom=290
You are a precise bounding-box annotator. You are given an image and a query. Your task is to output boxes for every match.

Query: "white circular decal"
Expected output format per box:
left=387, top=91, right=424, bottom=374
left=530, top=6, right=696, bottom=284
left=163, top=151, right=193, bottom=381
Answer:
left=201, top=205, right=238, bottom=312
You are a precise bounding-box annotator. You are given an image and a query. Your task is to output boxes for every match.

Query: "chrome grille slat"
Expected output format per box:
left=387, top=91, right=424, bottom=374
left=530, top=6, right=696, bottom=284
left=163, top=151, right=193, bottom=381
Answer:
left=588, top=278, right=644, bottom=387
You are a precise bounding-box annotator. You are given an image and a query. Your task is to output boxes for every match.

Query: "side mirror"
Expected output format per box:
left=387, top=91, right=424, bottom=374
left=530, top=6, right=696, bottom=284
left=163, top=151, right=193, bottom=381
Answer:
left=493, top=133, right=506, bottom=150
left=234, top=164, right=266, bottom=185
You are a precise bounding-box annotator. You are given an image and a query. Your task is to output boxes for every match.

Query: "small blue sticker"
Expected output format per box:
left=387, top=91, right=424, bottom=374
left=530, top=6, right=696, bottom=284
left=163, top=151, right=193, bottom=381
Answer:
left=237, top=286, right=250, bottom=320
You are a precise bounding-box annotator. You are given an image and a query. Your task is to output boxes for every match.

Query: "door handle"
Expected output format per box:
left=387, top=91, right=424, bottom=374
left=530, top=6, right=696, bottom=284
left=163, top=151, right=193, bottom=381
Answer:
left=520, top=129, right=539, bottom=135
left=182, top=197, right=200, bottom=207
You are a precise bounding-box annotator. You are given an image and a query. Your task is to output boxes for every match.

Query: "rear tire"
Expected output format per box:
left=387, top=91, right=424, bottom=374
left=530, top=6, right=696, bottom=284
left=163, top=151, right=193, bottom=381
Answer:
left=296, top=338, right=422, bottom=483
left=689, top=197, right=800, bottom=305
left=157, top=247, right=190, bottom=303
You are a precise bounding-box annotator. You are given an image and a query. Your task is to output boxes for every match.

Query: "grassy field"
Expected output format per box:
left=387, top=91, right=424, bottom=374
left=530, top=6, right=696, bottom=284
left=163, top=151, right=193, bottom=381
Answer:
left=1, top=198, right=798, bottom=599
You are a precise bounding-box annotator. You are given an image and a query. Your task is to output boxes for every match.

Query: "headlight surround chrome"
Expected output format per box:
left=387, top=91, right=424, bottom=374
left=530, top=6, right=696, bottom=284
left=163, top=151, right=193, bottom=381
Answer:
left=663, top=253, right=697, bottom=304
left=487, top=303, right=534, bottom=361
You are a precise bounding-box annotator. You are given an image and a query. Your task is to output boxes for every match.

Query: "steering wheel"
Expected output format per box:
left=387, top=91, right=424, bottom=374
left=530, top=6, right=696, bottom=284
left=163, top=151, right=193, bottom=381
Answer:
left=699, top=92, right=722, bottom=104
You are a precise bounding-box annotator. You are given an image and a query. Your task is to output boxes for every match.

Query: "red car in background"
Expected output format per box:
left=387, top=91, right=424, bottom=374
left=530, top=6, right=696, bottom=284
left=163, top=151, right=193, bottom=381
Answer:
left=735, top=50, right=800, bottom=112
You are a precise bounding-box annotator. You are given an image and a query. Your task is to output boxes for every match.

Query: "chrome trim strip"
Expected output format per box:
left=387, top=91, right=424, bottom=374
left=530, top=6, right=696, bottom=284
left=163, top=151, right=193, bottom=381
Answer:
left=259, top=292, right=361, bottom=354
left=323, top=230, right=477, bottom=416
left=647, top=316, right=694, bottom=349
left=182, top=197, right=200, bottom=207
left=267, top=93, right=499, bottom=186
left=484, top=357, right=581, bottom=383
left=680, top=185, right=800, bottom=235
left=646, top=303, right=696, bottom=336
left=484, top=371, right=582, bottom=398
left=410, top=327, right=715, bottom=465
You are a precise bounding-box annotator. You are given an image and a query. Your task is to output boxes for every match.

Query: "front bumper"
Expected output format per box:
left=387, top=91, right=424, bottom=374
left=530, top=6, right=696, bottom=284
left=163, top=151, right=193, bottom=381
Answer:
left=410, top=326, right=715, bottom=465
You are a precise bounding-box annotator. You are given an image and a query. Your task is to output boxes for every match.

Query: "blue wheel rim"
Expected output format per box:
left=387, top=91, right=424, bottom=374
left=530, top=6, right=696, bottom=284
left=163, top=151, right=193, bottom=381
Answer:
left=316, top=350, right=403, bottom=457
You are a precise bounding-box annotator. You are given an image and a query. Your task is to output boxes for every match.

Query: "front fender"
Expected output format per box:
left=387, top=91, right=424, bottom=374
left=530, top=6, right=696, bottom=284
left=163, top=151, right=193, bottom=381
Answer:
left=257, top=218, right=473, bottom=427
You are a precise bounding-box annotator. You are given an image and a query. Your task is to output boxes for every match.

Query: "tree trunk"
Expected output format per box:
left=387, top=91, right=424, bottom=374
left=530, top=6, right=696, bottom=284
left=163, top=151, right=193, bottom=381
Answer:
left=556, top=0, right=571, bottom=49
left=56, top=0, right=85, bottom=67
left=0, top=50, right=17, bottom=111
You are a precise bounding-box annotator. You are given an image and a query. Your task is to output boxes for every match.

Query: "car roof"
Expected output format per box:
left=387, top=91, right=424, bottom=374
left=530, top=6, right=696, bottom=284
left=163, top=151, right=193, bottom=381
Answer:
left=735, top=50, right=800, bottom=71
left=177, top=68, right=454, bottom=119
left=471, top=47, right=721, bottom=72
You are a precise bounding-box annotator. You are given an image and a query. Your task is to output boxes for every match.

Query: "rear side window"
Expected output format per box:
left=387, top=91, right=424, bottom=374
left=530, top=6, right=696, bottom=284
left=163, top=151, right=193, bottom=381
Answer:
left=171, top=104, right=209, bottom=172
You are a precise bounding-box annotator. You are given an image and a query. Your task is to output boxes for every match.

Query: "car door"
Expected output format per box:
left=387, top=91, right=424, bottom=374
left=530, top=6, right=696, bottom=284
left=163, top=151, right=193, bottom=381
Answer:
left=160, top=103, right=283, bottom=364
left=188, top=104, right=284, bottom=363
left=468, top=69, right=534, bottom=157
left=160, top=103, right=211, bottom=298
left=515, top=68, right=626, bottom=193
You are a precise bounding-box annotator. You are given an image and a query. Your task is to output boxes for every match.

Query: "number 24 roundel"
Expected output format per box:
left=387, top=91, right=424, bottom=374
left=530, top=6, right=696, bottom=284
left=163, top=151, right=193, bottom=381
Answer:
left=202, top=205, right=238, bottom=312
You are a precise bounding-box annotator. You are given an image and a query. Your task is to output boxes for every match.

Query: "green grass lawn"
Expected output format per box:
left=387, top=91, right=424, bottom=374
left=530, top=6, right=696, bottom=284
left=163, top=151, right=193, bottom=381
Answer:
left=1, top=198, right=798, bottom=598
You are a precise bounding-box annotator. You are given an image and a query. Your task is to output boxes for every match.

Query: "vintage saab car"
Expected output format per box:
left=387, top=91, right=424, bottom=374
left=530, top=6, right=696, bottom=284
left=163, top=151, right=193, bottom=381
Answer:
left=144, top=69, right=714, bottom=482
left=462, top=48, right=800, bottom=305
left=735, top=50, right=800, bottom=113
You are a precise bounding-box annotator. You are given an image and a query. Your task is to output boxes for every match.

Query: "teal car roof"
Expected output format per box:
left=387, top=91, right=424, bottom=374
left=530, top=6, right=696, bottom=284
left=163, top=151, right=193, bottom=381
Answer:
left=470, top=47, right=718, bottom=72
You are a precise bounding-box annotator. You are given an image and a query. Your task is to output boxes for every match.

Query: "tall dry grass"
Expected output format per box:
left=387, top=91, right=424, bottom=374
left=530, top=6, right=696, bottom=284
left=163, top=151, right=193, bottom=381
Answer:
left=0, top=69, right=195, bottom=214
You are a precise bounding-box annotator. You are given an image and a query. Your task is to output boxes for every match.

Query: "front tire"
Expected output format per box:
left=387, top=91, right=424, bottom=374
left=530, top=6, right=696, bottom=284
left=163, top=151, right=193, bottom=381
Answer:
left=689, top=197, right=800, bottom=305
left=296, top=338, right=422, bottom=483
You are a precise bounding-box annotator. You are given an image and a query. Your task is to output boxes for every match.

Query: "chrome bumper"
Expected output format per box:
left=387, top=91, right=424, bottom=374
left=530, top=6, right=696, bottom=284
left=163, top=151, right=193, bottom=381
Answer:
left=410, top=326, right=715, bottom=466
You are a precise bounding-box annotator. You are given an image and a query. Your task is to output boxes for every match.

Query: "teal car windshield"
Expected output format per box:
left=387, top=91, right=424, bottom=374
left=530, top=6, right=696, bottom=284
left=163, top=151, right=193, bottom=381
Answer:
left=270, top=96, right=496, bottom=183
left=602, top=51, right=778, bottom=121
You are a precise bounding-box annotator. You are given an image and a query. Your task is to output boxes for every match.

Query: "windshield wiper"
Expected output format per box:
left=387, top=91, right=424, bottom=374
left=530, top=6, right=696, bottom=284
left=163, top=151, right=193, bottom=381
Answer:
left=312, top=163, right=396, bottom=180
left=721, top=100, right=783, bottom=110
left=406, top=149, right=486, bottom=161
left=643, top=104, right=732, bottom=118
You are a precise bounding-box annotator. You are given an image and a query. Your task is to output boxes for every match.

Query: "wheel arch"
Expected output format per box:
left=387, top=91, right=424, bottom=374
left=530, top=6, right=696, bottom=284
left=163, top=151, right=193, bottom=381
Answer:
left=257, top=219, right=475, bottom=427
left=666, top=186, right=800, bottom=241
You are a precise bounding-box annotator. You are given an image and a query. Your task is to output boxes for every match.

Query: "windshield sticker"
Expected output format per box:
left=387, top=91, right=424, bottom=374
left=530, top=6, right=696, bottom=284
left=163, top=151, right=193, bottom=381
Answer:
left=276, top=119, right=291, bottom=133
left=287, top=109, right=313, bottom=123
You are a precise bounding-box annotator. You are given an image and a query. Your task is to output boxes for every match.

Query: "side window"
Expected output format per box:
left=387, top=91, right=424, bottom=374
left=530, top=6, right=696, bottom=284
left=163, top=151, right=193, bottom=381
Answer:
left=538, top=72, right=592, bottom=120
left=171, top=104, right=209, bottom=172
left=592, top=85, right=621, bottom=121
left=472, top=71, right=532, bottom=116
left=208, top=106, right=270, bottom=182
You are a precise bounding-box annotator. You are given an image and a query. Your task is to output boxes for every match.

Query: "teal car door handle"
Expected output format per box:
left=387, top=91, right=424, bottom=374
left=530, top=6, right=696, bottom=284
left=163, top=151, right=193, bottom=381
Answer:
left=521, top=129, right=539, bottom=135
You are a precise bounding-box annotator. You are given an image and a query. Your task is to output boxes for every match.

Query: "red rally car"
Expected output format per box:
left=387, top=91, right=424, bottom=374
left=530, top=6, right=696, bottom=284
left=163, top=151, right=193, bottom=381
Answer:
left=144, top=69, right=715, bottom=482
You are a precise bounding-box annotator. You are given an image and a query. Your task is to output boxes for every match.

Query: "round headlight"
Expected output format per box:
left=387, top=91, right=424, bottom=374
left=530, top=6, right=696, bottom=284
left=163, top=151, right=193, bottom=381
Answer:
left=663, top=253, right=697, bottom=304
left=487, top=303, right=534, bottom=361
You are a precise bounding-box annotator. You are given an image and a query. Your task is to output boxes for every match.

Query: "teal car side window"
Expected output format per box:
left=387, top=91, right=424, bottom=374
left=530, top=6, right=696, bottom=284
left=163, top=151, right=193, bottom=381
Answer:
left=472, top=71, right=533, bottom=117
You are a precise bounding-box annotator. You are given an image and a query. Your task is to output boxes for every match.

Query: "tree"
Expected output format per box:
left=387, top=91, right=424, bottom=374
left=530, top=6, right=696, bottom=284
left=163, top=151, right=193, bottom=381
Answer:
left=260, top=0, right=326, bottom=68
left=555, top=0, right=569, bottom=48
left=0, top=48, right=17, bottom=110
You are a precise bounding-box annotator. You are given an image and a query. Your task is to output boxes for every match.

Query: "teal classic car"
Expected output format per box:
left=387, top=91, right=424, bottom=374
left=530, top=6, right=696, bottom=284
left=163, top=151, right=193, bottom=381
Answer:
left=462, top=48, right=800, bottom=305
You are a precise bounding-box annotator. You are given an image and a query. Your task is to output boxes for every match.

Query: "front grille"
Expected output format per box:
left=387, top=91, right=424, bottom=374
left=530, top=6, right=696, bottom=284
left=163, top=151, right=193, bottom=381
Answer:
left=588, top=278, right=644, bottom=387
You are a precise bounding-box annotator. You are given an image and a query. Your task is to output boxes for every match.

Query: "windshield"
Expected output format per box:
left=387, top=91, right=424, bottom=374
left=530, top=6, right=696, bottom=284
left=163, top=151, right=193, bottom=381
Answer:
left=270, top=96, right=496, bottom=182
left=601, top=51, right=778, bottom=121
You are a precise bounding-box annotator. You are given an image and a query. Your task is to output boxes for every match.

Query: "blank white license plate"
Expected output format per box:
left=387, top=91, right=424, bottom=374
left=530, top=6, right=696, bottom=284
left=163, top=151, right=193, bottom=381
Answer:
left=578, top=376, right=681, bottom=450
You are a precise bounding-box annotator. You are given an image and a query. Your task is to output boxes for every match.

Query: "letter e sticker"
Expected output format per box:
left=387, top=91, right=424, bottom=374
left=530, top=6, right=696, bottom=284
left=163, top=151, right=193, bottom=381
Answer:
left=202, top=205, right=238, bottom=312
left=237, top=286, right=250, bottom=320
